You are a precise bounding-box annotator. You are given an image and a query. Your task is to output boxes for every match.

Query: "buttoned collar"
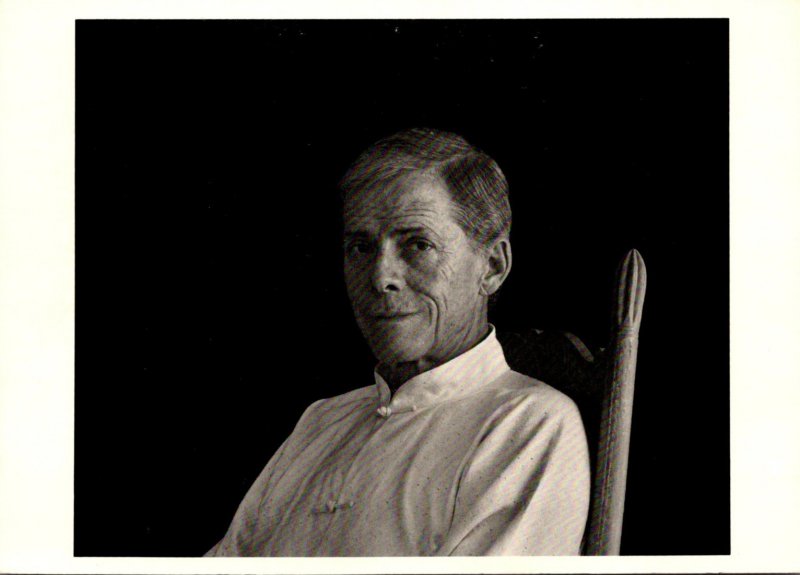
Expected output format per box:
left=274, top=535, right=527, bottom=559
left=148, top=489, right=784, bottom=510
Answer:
left=373, top=325, right=510, bottom=414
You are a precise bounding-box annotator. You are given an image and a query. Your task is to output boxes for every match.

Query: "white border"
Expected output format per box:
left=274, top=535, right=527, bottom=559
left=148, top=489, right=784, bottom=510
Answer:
left=1, top=0, right=798, bottom=573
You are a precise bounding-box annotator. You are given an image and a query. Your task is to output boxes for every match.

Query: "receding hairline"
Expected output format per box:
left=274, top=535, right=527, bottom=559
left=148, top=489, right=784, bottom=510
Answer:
left=339, top=128, right=512, bottom=250
left=342, top=169, right=462, bottom=228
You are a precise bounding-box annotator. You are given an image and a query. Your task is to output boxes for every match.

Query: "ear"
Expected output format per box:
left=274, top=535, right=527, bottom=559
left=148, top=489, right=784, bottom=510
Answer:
left=479, top=238, right=512, bottom=296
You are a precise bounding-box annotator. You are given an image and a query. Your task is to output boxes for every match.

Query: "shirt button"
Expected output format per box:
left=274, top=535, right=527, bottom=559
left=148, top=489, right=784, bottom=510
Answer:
left=376, top=406, right=392, bottom=418
left=326, top=500, right=337, bottom=513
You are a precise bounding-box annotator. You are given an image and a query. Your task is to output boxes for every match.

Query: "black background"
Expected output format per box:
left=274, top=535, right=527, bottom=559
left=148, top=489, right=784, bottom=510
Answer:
left=75, top=20, right=729, bottom=556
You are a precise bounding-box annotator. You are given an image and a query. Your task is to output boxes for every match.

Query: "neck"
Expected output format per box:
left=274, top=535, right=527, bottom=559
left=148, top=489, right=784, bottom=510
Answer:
left=377, top=321, right=491, bottom=392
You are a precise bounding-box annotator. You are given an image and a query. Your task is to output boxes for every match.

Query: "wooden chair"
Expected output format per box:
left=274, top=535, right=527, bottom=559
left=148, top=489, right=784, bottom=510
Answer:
left=497, top=249, right=647, bottom=555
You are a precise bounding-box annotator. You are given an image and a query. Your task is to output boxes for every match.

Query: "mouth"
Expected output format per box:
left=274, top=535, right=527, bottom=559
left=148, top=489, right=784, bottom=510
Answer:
left=369, top=311, right=418, bottom=321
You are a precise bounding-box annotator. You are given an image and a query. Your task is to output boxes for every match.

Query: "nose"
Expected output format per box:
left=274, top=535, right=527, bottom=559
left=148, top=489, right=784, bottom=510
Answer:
left=372, top=244, right=406, bottom=293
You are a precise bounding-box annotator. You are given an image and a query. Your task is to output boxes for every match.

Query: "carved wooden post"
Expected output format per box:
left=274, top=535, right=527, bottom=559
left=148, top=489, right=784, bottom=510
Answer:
left=586, top=249, right=647, bottom=555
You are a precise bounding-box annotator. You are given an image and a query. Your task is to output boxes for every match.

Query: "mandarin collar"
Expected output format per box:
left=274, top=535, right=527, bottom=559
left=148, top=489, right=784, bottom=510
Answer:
left=373, top=325, right=510, bottom=414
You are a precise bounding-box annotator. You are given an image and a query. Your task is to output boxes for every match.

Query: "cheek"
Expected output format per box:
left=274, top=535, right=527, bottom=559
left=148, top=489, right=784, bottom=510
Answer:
left=449, top=257, right=486, bottom=314
left=405, top=256, right=444, bottom=299
left=344, top=261, right=370, bottom=300
left=408, top=255, right=478, bottom=316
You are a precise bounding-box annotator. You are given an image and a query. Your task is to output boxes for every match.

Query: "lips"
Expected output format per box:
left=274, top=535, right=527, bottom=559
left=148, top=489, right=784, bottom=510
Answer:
left=371, top=311, right=417, bottom=320
left=363, top=306, right=419, bottom=320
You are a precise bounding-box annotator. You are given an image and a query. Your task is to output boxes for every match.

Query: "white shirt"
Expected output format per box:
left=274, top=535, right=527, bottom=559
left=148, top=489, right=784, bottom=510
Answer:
left=206, top=328, right=590, bottom=556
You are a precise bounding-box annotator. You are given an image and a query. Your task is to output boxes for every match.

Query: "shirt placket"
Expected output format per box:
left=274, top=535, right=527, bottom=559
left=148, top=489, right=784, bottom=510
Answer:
left=314, top=399, right=395, bottom=550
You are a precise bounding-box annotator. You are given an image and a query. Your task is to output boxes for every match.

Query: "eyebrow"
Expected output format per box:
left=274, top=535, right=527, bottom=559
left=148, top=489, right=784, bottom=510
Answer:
left=394, top=226, right=432, bottom=236
left=343, top=225, right=433, bottom=238
left=342, top=230, right=369, bottom=241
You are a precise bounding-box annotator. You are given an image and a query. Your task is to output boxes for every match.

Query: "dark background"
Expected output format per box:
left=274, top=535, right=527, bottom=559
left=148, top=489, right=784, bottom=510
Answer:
left=75, top=20, right=729, bottom=556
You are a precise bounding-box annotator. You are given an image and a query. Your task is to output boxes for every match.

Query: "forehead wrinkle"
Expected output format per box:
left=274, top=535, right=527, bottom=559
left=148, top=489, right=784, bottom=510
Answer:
left=345, top=200, right=450, bottom=222
left=345, top=206, right=453, bottom=229
left=345, top=212, right=450, bottom=236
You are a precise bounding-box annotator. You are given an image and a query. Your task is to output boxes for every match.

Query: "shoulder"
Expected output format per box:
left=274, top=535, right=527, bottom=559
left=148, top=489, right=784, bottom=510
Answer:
left=478, top=369, right=586, bottom=437
left=460, top=369, right=590, bottom=481
left=297, top=384, right=377, bottom=422
left=495, top=369, right=581, bottom=414
left=271, top=384, right=378, bottom=463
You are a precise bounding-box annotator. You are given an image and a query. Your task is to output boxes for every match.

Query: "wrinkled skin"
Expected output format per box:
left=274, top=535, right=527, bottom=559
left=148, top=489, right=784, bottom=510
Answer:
left=343, top=172, right=511, bottom=389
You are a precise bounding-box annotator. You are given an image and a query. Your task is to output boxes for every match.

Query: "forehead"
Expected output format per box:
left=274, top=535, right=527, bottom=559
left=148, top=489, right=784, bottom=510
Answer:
left=343, top=173, right=458, bottom=231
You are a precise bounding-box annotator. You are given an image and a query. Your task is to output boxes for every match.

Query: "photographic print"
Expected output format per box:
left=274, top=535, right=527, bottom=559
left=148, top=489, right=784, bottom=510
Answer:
left=74, top=19, right=729, bottom=558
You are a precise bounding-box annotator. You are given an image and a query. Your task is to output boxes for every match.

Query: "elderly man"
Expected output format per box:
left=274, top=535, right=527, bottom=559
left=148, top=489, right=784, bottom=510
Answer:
left=206, top=128, right=590, bottom=556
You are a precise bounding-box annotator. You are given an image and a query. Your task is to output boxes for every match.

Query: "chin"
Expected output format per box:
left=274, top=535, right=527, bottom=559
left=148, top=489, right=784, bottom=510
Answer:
left=366, top=333, right=430, bottom=366
left=357, top=316, right=430, bottom=365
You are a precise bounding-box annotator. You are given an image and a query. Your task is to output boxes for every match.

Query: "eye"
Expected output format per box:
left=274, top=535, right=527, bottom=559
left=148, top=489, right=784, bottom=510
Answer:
left=346, top=240, right=372, bottom=256
left=409, top=239, right=434, bottom=252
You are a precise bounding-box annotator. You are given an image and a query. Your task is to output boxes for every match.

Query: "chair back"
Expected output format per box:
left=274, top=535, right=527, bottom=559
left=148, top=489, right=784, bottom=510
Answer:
left=497, top=249, right=647, bottom=555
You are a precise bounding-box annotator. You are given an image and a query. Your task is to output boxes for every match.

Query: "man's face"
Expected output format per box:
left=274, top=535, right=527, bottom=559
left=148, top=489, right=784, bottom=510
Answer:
left=343, top=173, right=489, bottom=367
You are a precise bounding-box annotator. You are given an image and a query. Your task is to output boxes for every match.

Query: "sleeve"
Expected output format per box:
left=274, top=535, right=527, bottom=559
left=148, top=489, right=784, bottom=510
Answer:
left=204, top=399, right=325, bottom=557
left=438, top=394, right=591, bottom=556
left=203, top=437, right=290, bottom=557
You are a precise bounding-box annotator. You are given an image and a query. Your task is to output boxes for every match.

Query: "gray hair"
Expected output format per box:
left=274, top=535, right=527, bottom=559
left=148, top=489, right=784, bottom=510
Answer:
left=339, top=128, right=512, bottom=250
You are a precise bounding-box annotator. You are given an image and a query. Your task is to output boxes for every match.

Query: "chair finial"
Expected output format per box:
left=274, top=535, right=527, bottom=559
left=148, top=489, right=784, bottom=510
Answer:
left=614, top=249, right=647, bottom=335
